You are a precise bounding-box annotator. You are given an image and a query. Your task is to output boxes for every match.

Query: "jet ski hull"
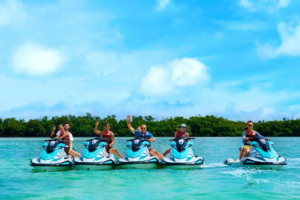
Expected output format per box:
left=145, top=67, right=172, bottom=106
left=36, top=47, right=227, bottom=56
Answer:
left=74, top=163, right=115, bottom=170
left=160, top=157, right=204, bottom=169
left=224, top=158, right=287, bottom=170
left=119, top=139, right=160, bottom=169
left=117, top=162, right=158, bottom=169
left=117, top=157, right=159, bottom=169
left=74, top=157, right=116, bottom=170
left=224, top=140, right=287, bottom=170
left=30, top=159, right=73, bottom=172
left=74, top=138, right=117, bottom=170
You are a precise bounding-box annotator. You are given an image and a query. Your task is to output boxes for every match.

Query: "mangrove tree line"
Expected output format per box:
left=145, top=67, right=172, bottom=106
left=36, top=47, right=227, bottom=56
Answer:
left=0, top=113, right=299, bottom=137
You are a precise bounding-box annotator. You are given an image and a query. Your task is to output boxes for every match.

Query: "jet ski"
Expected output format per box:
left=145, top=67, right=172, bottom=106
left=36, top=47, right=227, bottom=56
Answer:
left=118, top=139, right=159, bottom=169
left=74, top=137, right=116, bottom=170
left=30, top=138, right=73, bottom=172
left=224, top=137, right=287, bottom=169
left=160, top=137, right=204, bottom=169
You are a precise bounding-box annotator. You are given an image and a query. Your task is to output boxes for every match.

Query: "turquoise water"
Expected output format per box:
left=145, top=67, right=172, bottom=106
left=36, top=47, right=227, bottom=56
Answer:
left=0, top=137, right=299, bottom=200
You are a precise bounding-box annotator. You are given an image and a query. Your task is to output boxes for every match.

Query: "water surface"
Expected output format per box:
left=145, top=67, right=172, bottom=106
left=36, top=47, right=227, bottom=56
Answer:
left=0, top=137, right=299, bottom=200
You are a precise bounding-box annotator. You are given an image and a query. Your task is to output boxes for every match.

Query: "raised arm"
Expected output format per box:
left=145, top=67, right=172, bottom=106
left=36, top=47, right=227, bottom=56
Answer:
left=50, top=126, right=56, bottom=138
left=127, top=115, right=135, bottom=134
left=94, top=121, right=101, bottom=135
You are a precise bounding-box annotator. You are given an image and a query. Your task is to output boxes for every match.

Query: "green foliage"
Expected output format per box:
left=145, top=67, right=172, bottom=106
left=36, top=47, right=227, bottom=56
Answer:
left=1, top=114, right=300, bottom=137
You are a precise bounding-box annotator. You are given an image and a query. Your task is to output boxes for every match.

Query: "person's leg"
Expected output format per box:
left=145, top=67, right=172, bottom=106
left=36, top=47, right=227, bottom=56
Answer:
left=109, top=148, right=123, bottom=158
left=149, top=149, right=164, bottom=160
left=163, top=148, right=171, bottom=156
left=69, top=149, right=81, bottom=157
left=238, top=148, right=244, bottom=160
left=242, top=146, right=251, bottom=158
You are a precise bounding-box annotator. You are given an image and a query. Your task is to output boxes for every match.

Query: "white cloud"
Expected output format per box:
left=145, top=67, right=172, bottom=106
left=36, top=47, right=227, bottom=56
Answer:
left=0, top=0, right=25, bottom=26
left=156, top=0, right=171, bottom=11
left=171, top=58, right=209, bottom=86
left=140, top=66, right=173, bottom=95
left=1, top=73, right=300, bottom=121
left=257, top=22, right=300, bottom=58
left=278, top=0, right=290, bottom=8
left=240, top=0, right=255, bottom=11
left=12, top=43, right=64, bottom=76
left=240, top=0, right=290, bottom=12
left=140, top=58, right=209, bottom=95
left=262, top=107, right=275, bottom=116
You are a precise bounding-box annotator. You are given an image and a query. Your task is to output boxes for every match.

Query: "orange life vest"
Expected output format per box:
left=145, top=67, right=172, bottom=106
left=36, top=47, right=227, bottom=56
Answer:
left=102, top=131, right=112, bottom=144
left=63, top=132, right=70, bottom=146
left=176, top=131, right=188, bottom=138
left=246, top=130, right=256, bottom=140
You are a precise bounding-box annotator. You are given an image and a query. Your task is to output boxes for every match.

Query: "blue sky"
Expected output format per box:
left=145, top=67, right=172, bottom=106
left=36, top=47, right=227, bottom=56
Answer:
left=1, top=0, right=300, bottom=121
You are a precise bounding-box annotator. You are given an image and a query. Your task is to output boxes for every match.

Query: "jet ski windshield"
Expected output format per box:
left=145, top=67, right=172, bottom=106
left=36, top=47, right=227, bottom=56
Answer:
left=176, top=138, right=187, bottom=152
left=170, top=137, right=194, bottom=152
left=132, top=139, right=144, bottom=151
left=45, top=139, right=63, bottom=153
left=252, top=136, right=270, bottom=152
left=87, top=137, right=105, bottom=152
left=126, top=138, right=148, bottom=152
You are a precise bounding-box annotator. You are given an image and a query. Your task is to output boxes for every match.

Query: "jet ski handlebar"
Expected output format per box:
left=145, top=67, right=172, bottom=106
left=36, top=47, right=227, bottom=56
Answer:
left=45, top=139, right=64, bottom=143
left=86, top=137, right=105, bottom=142
left=169, top=137, right=195, bottom=141
left=126, top=139, right=149, bottom=142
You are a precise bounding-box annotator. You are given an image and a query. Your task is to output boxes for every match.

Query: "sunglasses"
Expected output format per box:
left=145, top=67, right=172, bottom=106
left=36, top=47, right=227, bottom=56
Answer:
left=141, top=127, right=146, bottom=130
left=105, top=126, right=110, bottom=128
left=247, top=125, right=253, bottom=127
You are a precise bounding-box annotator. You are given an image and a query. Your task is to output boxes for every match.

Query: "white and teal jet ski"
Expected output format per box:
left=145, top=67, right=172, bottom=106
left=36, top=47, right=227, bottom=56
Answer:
left=117, top=139, right=159, bottom=169
left=224, top=137, right=287, bottom=169
left=74, top=137, right=117, bottom=170
left=160, top=137, right=204, bottom=169
left=30, top=138, right=73, bottom=172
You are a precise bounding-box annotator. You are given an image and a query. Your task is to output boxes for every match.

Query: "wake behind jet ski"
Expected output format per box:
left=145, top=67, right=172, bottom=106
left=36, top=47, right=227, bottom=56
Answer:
left=224, top=137, right=287, bottom=169
left=30, top=138, right=73, bottom=172
left=118, top=138, right=160, bottom=169
left=160, top=137, right=204, bottom=169
left=74, top=137, right=117, bottom=170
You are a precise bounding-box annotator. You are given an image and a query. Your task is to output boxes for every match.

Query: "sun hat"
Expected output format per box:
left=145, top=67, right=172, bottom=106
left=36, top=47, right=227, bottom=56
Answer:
left=179, top=124, right=187, bottom=128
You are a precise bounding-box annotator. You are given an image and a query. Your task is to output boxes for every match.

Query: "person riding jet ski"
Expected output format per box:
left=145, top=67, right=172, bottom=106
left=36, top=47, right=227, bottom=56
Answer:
left=94, top=121, right=123, bottom=159
left=60, top=122, right=81, bottom=158
left=126, top=115, right=163, bottom=160
left=74, top=137, right=118, bottom=170
left=30, top=138, right=74, bottom=172
left=163, top=124, right=189, bottom=156
left=50, top=124, right=64, bottom=139
left=239, top=121, right=266, bottom=160
left=224, top=120, right=287, bottom=169
left=117, top=115, right=163, bottom=169
left=160, top=124, right=204, bottom=169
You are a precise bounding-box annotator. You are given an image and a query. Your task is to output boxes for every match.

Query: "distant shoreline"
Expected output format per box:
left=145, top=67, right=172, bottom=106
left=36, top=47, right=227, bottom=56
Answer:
left=1, top=114, right=299, bottom=137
